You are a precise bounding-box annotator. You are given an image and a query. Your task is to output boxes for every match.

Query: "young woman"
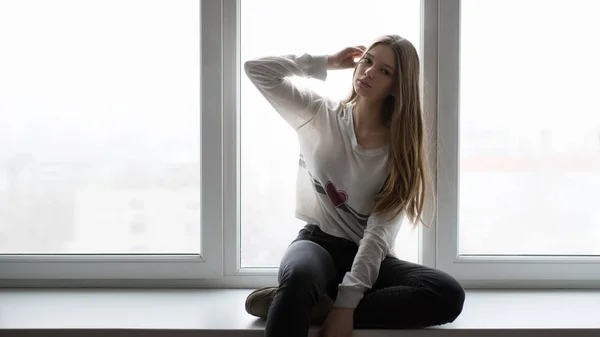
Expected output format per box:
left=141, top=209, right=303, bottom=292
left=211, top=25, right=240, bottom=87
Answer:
left=243, top=34, right=465, bottom=337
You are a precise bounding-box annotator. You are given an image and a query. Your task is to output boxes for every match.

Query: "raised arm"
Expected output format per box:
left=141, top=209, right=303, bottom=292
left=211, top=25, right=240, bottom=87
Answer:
left=243, top=46, right=365, bottom=130
left=244, top=53, right=329, bottom=130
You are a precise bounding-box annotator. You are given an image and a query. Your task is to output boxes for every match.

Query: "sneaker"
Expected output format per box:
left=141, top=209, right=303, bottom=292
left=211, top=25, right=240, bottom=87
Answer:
left=245, top=286, right=333, bottom=324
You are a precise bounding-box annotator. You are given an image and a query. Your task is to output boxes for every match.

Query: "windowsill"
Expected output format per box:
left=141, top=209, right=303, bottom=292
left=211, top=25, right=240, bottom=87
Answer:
left=1, top=289, right=599, bottom=337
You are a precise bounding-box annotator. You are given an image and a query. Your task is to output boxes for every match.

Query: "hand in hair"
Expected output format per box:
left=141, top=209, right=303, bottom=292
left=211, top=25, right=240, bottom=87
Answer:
left=327, top=46, right=366, bottom=70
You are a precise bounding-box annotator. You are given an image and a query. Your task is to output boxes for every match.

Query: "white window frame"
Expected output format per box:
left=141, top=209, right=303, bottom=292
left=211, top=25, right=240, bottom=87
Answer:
left=2, top=0, right=599, bottom=290
left=220, top=0, right=441, bottom=288
left=0, top=0, right=223, bottom=284
left=435, top=0, right=600, bottom=288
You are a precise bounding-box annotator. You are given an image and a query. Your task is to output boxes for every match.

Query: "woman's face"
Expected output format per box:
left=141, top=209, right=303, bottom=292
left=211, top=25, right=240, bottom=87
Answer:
left=353, top=44, right=397, bottom=101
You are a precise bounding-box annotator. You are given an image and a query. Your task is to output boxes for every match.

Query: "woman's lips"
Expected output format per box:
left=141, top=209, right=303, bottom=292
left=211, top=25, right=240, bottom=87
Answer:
left=357, top=79, right=371, bottom=88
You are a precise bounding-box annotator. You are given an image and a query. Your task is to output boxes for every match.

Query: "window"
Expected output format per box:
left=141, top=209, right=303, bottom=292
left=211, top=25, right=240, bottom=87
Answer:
left=437, top=0, right=600, bottom=285
left=459, top=0, right=600, bottom=256
left=0, top=0, right=223, bottom=280
left=2, top=0, right=600, bottom=289
left=239, top=0, right=422, bottom=269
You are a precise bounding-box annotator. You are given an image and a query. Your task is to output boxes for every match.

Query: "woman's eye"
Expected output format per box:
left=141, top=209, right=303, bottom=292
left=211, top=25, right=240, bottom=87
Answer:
left=382, top=69, right=390, bottom=75
left=362, top=58, right=372, bottom=64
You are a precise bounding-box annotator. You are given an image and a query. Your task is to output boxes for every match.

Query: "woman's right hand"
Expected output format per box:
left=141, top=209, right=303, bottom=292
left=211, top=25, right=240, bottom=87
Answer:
left=327, top=46, right=367, bottom=70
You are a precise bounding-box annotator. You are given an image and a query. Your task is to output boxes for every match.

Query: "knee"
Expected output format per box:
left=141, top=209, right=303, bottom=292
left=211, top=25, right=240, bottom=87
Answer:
left=279, top=262, right=322, bottom=292
left=439, top=276, right=466, bottom=322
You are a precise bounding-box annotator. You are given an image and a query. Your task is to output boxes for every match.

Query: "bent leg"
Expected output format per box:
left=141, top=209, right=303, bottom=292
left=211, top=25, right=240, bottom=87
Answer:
left=265, top=239, right=337, bottom=337
left=354, top=256, right=465, bottom=329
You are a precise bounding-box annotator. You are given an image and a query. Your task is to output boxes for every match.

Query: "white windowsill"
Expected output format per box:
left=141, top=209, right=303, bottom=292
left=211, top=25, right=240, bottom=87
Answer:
left=1, top=289, right=599, bottom=337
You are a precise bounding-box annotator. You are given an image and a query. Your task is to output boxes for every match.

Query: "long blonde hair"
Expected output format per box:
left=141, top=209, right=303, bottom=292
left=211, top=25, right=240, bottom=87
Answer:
left=343, top=34, right=435, bottom=228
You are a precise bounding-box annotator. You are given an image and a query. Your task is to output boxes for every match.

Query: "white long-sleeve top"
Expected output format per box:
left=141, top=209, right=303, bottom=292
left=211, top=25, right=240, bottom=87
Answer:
left=244, top=53, right=405, bottom=308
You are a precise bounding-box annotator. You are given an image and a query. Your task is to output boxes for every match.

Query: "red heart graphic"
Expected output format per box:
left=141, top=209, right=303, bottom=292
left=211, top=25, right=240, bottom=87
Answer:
left=325, top=181, right=347, bottom=207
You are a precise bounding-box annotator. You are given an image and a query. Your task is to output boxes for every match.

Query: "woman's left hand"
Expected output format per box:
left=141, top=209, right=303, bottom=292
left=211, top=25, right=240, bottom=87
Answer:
left=318, top=307, right=355, bottom=337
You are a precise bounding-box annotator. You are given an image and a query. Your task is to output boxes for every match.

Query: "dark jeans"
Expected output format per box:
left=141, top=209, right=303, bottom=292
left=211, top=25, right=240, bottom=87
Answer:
left=265, top=224, right=465, bottom=337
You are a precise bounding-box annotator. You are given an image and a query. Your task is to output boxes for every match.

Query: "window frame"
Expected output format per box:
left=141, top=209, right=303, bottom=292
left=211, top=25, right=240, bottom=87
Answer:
left=435, top=0, right=600, bottom=288
left=0, top=0, right=223, bottom=284
left=2, top=0, right=599, bottom=289
left=222, top=0, right=439, bottom=287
